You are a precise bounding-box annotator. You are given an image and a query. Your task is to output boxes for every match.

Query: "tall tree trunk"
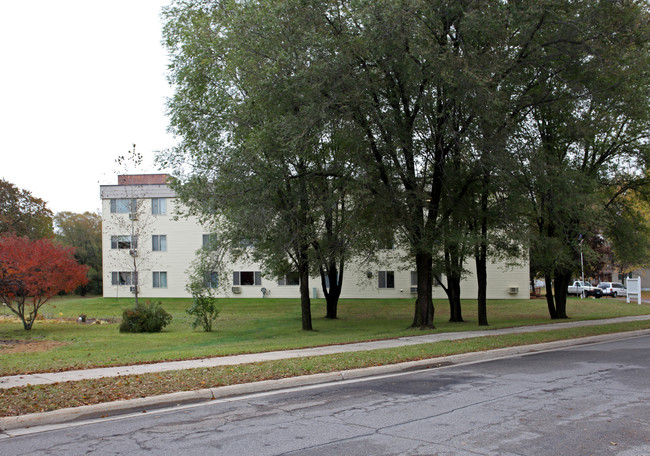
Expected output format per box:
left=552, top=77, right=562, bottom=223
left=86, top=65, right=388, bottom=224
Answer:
left=321, top=259, right=343, bottom=319
left=446, top=275, right=463, bottom=322
left=476, top=174, right=489, bottom=326
left=444, top=242, right=464, bottom=322
left=298, top=250, right=312, bottom=331
left=552, top=270, right=571, bottom=319
left=475, top=250, right=488, bottom=326
left=545, top=275, right=558, bottom=318
left=411, top=250, right=435, bottom=329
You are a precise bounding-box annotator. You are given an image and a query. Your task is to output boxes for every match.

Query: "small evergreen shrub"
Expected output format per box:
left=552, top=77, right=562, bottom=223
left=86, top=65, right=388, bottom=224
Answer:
left=119, top=300, right=172, bottom=333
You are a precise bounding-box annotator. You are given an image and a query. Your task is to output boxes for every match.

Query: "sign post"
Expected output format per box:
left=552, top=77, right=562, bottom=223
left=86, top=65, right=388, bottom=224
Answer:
left=626, top=277, right=642, bottom=305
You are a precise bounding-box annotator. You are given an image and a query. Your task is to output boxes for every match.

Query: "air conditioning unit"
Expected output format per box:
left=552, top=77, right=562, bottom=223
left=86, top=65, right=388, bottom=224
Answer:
left=410, top=287, right=418, bottom=294
left=129, top=249, right=138, bottom=257
left=129, top=213, right=138, bottom=221
left=231, top=286, right=242, bottom=294
left=508, top=286, right=519, bottom=294
left=129, top=286, right=138, bottom=293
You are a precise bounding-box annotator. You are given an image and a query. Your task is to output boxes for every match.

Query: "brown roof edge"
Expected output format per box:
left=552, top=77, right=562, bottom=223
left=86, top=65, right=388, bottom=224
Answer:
left=117, top=174, right=170, bottom=185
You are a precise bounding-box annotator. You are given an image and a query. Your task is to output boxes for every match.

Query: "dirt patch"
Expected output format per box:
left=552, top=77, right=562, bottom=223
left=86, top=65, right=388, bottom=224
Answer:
left=0, top=340, right=68, bottom=354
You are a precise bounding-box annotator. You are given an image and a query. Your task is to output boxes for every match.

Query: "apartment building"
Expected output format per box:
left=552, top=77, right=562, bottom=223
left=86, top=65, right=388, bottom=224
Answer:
left=101, top=175, right=530, bottom=300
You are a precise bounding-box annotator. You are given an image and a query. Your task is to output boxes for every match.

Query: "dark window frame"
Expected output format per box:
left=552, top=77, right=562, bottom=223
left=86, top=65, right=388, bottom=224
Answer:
left=378, top=270, right=395, bottom=289
left=233, top=271, right=262, bottom=286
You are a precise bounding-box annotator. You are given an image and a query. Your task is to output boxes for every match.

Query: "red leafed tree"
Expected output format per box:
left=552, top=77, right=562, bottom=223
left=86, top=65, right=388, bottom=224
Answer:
left=0, top=235, right=89, bottom=330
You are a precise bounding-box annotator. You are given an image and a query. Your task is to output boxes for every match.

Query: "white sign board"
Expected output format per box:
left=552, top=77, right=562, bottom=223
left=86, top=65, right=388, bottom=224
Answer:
left=626, top=277, right=642, bottom=305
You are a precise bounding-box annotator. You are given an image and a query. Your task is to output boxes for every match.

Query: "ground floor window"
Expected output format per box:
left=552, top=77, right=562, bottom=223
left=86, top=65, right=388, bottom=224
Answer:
left=324, top=273, right=340, bottom=289
left=153, top=271, right=167, bottom=288
left=205, top=272, right=219, bottom=289
left=378, top=270, right=395, bottom=289
left=233, top=271, right=261, bottom=286
left=278, top=271, right=300, bottom=286
left=111, top=271, right=135, bottom=286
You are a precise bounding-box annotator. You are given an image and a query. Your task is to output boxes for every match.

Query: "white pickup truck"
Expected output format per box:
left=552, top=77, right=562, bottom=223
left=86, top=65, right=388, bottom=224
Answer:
left=567, top=281, right=602, bottom=298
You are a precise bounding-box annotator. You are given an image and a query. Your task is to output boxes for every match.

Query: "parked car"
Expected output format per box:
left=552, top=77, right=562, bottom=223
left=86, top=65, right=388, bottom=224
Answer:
left=567, top=281, right=603, bottom=298
left=597, top=282, right=627, bottom=297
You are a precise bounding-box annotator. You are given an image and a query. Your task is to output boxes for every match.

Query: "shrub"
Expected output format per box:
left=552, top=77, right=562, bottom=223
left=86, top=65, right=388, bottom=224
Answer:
left=186, top=295, right=220, bottom=332
left=119, top=300, right=172, bottom=333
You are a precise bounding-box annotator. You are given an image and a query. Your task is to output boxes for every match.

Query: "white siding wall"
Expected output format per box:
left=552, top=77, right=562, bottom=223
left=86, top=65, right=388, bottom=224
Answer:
left=102, top=186, right=529, bottom=300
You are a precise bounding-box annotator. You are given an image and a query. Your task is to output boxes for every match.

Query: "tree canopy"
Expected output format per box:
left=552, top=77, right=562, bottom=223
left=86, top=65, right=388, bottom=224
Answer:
left=0, top=179, right=53, bottom=239
left=162, top=0, right=650, bottom=326
left=0, top=235, right=89, bottom=330
left=55, top=211, right=103, bottom=295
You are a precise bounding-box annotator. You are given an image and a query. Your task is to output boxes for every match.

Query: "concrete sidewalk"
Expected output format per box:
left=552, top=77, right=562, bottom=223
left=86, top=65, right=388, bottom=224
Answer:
left=3, top=314, right=649, bottom=390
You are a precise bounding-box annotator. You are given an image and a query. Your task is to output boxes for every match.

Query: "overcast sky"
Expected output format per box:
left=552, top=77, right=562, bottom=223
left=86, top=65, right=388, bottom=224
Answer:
left=1, top=1, right=175, bottom=215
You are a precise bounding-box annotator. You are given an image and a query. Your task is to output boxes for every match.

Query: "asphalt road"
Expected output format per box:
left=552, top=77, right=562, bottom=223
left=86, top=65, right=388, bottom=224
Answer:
left=2, top=334, right=649, bottom=455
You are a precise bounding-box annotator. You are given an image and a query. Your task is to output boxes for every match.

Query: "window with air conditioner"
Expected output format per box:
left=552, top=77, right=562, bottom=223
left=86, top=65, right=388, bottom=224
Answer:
left=110, top=198, right=137, bottom=213
left=233, top=271, right=261, bottom=286
left=410, top=271, right=417, bottom=293
left=111, top=235, right=137, bottom=250
left=111, top=271, right=135, bottom=286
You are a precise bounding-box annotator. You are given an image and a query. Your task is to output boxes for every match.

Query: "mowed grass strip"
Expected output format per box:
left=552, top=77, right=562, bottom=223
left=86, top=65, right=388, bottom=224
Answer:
left=1, top=296, right=649, bottom=376
left=2, top=320, right=649, bottom=417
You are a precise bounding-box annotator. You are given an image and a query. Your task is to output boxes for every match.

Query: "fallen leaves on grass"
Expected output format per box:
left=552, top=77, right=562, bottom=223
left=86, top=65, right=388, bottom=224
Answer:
left=0, top=340, right=68, bottom=354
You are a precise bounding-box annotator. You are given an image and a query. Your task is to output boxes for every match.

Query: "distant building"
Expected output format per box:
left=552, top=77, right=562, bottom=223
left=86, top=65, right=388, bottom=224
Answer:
left=100, top=175, right=530, bottom=299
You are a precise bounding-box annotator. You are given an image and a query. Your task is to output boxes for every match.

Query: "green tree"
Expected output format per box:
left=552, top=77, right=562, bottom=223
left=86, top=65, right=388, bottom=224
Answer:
left=606, top=186, right=650, bottom=275
left=0, top=179, right=53, bottom=239
left=54, top=211, right=102, bottom=295
left=162, top=0, right=374, bottom=330
left=510, top=0, right=650, bottom=318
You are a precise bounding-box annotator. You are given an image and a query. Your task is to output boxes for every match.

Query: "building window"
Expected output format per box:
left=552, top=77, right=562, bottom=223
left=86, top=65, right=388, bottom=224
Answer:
left=111, top=271, right=135, bottom=286
left=151, top=198, right=166, bottom=215
left=153, top=271, right=167, bottom=288
left=152, top=235, right=167, bottom=252
left=324, top=273, right=340, bottom=289
left=203, top=234, right=218, bottom=250
left=111, top=235, right=137, bottom=249
left=110, top=198, right=136, bottom=214
left=205, top=272, right=219, bottom=289
left=410, top=271, right=417, bottom=286
left=233, top=271, right=261, bottom=286
left=278, top=271, right=300, bottom=286
left=378, top=271, right=395, bottom=289
left=377, top=234, right=395, bottom=250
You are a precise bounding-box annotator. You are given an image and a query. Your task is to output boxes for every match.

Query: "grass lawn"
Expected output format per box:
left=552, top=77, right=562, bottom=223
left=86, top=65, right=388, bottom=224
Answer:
left=1, top=295, right=649, bottom=377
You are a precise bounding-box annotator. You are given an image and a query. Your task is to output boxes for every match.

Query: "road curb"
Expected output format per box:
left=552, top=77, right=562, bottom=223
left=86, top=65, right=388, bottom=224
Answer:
left=2, top=328, right=649, bottom=434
